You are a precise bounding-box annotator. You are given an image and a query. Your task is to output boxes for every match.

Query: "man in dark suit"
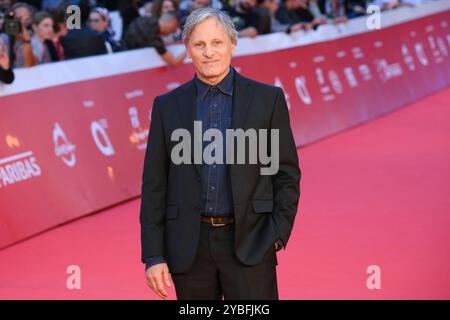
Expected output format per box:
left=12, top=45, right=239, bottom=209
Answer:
left=140, top=7, right=300, bottom=300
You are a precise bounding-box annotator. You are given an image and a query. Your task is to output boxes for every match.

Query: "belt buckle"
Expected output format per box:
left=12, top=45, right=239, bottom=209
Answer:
left=210, top=217, right=226, bottom=227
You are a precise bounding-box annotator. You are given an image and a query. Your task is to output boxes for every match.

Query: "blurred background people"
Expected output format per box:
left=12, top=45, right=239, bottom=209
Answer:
left=46, top=4, right=68, bottom=61
left=148, top=0, right=182, bottom=44
left=150, top=0, right=180, bottom=17
left=118, top=0, right=140, bottom=40
left=227, top=0, right=272, bottom=38
left=42, top=0, right=66, bottom=10
left=28, top=11, right=53, bottom=66
left=123, top=11, right=187, bottom=67
left=258, top=0, right=303, bottom=33
left=0, top=0, right=433, bottom=71
left=275, top=0, right=327, bottom=32
left=61, top=0, right=107, bottom=59
left=88, top=6, right=121, bottom=52
left=10, top=2, right=36, bottom=68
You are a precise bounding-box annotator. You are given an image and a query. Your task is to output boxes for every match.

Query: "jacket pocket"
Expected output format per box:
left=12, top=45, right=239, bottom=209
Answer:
left=252, top=199, right=273, bottom=214
left=165, top=205, right=179, bottom=220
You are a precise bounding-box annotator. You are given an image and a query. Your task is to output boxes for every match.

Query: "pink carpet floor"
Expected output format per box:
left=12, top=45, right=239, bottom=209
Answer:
left=1, top=87, right=449, bottom=299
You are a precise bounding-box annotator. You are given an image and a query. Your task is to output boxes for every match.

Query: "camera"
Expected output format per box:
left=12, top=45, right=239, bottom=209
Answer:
left=1, top=9, right=22, bottom=36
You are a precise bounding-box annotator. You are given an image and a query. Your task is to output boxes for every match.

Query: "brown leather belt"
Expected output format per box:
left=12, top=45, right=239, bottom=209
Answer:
left=201, top=216, right=234, bottom=226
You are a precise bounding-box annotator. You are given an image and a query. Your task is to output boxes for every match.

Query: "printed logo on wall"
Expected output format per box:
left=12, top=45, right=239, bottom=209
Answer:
left=53, top=123, right=76, bottom=167
left=128, top=107, right=149, bottom=151
left=91, top=119, right=115, bottom=156
left=0, top=151, right=42, bottom=188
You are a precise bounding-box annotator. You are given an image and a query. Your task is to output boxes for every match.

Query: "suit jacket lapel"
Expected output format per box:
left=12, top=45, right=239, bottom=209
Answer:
left=176, top=79, right=201, bottom=176
left=230, top=68, right=253, bottom=208
left=231, top=68, right=253, bottom=131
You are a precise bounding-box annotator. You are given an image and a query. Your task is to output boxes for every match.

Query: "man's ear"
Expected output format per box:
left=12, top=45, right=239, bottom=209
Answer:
left=231, top=42, right=237, bottom=55
left=185, top=44, right=191, bottom=58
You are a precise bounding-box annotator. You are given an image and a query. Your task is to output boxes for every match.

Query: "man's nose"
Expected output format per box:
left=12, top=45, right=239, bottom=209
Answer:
left=202, top=46, right=214, bottom=58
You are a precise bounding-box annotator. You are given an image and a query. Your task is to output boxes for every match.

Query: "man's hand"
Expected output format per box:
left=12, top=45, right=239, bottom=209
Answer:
left=238, top=27, right=258, bottom=38
left=145, top=263, right=172, bottom=299
left=17, top=21, right=31, bottom=43
left=290, top=23, right=304, bottom=33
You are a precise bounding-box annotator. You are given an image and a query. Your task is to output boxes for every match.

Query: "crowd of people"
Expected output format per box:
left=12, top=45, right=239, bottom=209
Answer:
left=0, top=0, right=438, bottom=84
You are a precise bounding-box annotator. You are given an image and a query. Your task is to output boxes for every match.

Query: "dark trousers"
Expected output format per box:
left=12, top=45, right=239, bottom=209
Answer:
left=171, top=222, right=279, bottom=300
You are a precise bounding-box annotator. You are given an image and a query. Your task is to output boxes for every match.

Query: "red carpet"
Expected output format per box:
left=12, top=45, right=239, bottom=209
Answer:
left=1, top=87, right=450, bottom=299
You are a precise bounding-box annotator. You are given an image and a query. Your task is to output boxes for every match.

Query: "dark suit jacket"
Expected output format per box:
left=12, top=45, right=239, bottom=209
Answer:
left=61, top=26, right=107, bottom=60
left=140, top=66, right=301, bottom=274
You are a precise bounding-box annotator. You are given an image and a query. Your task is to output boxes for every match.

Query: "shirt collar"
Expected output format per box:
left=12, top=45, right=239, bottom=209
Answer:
left=194, top=66, right=234, bottom=101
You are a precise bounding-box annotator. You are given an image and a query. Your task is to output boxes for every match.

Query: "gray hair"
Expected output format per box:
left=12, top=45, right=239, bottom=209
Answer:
left=181, top=7, right=238, bottom=45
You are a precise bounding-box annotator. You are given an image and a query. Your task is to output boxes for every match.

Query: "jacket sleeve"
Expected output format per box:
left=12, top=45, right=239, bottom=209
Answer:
left=145, top=256, right=167, bottom=270
left=0, top=67, right=14, bottom=84
left=140, top=96, right=169, bottom=263
left=270, top=87, right=301, bottom=250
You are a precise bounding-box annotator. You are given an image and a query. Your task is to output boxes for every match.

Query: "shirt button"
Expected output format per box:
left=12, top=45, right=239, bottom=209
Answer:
left=209, top=207, right=213, bottom=211
left=211, top=186, right=215, bottom=190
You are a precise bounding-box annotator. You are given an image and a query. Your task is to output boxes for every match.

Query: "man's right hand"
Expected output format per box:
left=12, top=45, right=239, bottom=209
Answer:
left=145, top=263, right=172, bottom=299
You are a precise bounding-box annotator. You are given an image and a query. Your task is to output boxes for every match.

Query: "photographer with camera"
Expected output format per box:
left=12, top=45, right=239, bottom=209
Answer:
left=0, top=2, right=36, bottom=68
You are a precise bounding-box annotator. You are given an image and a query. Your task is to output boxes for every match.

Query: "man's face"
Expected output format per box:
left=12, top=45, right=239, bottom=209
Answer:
left=159, top=19, right=178, bottom=35
left=88, top=12, right=108, bottom=32
left=162, top=0, right=175, bottom=14
left=34, top=17, right=54, bottom=40
left=186, top=17, right=236, bottom=84
left=14, top=7, right=32, bottom=28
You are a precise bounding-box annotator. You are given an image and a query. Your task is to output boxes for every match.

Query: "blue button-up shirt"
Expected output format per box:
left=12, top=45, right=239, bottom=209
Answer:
left=194, top=66, right=235, bottom=217
left=145, top=67, right=235, bottom=270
